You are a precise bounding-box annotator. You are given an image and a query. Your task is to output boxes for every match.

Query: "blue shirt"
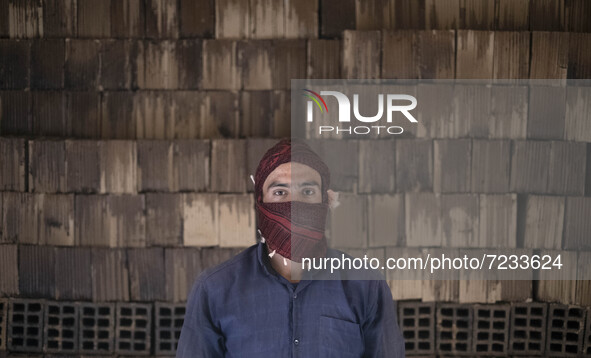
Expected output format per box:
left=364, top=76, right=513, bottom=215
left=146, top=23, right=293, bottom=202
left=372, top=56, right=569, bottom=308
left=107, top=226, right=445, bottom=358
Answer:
left=176, top=242, right=405, bottom=357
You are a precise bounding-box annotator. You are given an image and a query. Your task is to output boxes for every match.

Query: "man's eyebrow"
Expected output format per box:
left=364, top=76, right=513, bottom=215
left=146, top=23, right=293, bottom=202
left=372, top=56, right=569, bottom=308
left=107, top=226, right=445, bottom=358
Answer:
left=300, top=180, right=320, bottom=187
left=266, top=180, right=320, bottom=189
left=267, top=181, right=289, bottom=189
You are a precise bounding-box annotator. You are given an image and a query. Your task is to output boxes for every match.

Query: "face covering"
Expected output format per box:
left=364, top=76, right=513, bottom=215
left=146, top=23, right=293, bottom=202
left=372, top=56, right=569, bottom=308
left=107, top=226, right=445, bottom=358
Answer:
left=256, top=200, right=329, bottom=263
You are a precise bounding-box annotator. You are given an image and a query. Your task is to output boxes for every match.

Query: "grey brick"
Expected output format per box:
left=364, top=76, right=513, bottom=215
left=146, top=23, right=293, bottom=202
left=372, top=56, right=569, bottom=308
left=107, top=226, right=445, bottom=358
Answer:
left=417, top=30, right=455, bottom=79
left=99, top=140, right=137, bottom=194
left=424, top=0, right=459, bottom=30
left=565, top=86, right=591, bottom=142
left=359, top=140, right=396, bottom=193
left=179, top=0, right=213, bottom=37
left=273, top=40, right=306, bottom=89
left=0, top=91, right=32, bottom=135
left=563, top=196, right=591, bottom=250
left=546, top=304, right=585, bottom=356
left=576, top=252, right=591, bottom=306
left=548, top=141, right=586, bottom=195
left=285, top=0, right=317, bottom=38
left=456, top=30, right=494, bottom=79
left=202, top=40, right=241, bottom=90
left=201, top=247, right=243, bottom=271
left=146, top=193, right=182, bottom=246
left=170, top=91, right=202, bottom=139
left=496, top=0, right=529, bottom=30
left=458, top=0, right=494, bottom=29
left=78, top=302, right=115, bottom=354
left=452, top=84, right=492, bottom=138
left=472, top=304, right=510, bottom=356
left=522, top=195, right=564, bottom=250
left=146, top=0, right=178, bottom=38
left=8, top=299, right=44, bottom=353
left=55, top=247, right=92, bottom=300
left=183, top=193, right=219, bottom=247
left=128, top=248, right=165, bottom=301
left=165, top=248, right=202, bottom=302
left=327, top=194, right=367, bottom=248
left=211, top=140, right=247, bottom=193
left=530, top=32, right=568, bottom=79
left=489, top=85, right=528, bottom=139
left=367, top=194, right=404, bottom=247
left=478, top=194, right=517, bottom=248
left=139, top=40, right=179, bottom=89
left=65, top=39, right=101, bottom=89
left=177, top=39, right=202, bottom=89
left=307, top=139, right=358, bottom=192
left=100, top=40, right=135, bottom=90
left=215, top=0, right=249, bottom=38
left=249, top=0, right=285, bottom=39
left=0, top=245, right=18, bottom=296
left=173, top=140, right=210, bottom=192
left=115, top=302, right=151, bottom=355
left=133, top=91, right=177, bottom=139
left=441, top=194, right=479, bottom=247
left=0, top=40, right=30, bottom=89
left=536, top=250, right=577, bottom=304
left=528, top=86, right=566, bottom=140
left=91, top=248, right=129, bottom=302
left=307, top=39, right=341, bottom=79
left=38, top=194, right=75, bottom=246
left=77, top=0, right=110, bottom=37
left=199, top=91, right=240, bottom=138
left=42, top=0, right=77, bottom=37
left=240, top=91, right=277, bottom=137
left=31, top=91, right=68, bottom=136
left=65, top=140, right=100, bottom=193
left=492, top=31, right=529, bottom=80
left=509, top=302, right=547, bottom=355
left=510, top=141, right=551, bottom=193
left=434, top=139, right=471, bottom=193
left=436, top=303, right=473, bottom=355
left=471, top=140, right=511, bottom=193
left=101, top=92, right=136, bottom=139
left=0, top=138, right=26, bottom=191
left=155, top=302, right=185, bottom=355
left=398, top=301, right=435, bottom=354
left=28, top=140, right=66, bottom=193
left=405, top=193, right=441, bottom=247
left=2, top=193, right=40, bottom=244
left=108, top=194, right=146, bottom=247
left=396, top=139, right=433, bottom=192
left=568, top=32, right=591, bottom=81
left=75, top=195, right=112, bottom=247
left=110, top=0, right=145, bottom=37
left=218, top=194, right=255, bottom=247
left=320, top=0, right=355, bottom=38
left=355, top=0, right=392, bottom=31
left=19, top=245, right=55, bottom=297
left=530, top=0, right=565, bottom=31
left=416, top=83, right=455, bottom=138
left=44, top=301, right=79, bottom=353
left=240, top=40, right=273, bottom=90
left=137, top=140, right=174, bottom=192
left=343, top=31, right=381, bottom=79
left=66, top=92, right=101, bottom=139
left=31, top=39, right=65, bottom=89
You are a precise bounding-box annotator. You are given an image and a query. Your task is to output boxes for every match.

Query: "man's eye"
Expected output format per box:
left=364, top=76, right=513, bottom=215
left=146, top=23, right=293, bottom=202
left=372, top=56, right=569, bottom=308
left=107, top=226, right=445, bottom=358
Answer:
left=303, top=188, right=315, bottom=196
left=273, top=190, right=286, bottom=196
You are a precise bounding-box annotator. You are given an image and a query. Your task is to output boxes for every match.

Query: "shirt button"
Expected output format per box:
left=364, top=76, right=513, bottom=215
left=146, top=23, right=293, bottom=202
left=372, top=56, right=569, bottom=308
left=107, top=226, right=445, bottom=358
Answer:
left=294, top=339, right=300, bottom=345
left=293, top=293, right=297, bottom=299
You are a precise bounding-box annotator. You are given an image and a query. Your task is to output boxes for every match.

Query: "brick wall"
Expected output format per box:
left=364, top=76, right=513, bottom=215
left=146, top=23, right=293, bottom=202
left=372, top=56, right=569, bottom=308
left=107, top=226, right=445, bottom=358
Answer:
left=1, top=0, right=591, bottom=356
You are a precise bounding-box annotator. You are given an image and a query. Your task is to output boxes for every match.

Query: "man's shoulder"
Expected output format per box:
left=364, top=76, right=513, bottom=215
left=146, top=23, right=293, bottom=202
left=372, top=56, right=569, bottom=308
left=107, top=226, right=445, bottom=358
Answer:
left=197, top=243, right=259, bottom=285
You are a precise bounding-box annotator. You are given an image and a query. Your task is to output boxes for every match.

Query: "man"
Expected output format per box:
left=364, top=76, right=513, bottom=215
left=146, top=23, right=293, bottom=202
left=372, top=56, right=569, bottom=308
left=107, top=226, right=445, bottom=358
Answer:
left=176, top=138, right=405, bottom=357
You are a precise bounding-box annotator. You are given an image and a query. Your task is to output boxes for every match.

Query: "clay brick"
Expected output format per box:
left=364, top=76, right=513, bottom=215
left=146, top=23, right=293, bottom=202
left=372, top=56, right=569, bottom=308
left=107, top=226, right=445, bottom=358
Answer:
left=75, top=195, right=113, bottom=246
left=146, top=0, right=178, bottom=38
left=240, top=40, right=273, bottom=90
left=566, top=0, right=591, bottom=31
left=471, top=140, right=511, bottom=193
left=65, top=39, right=101, bottom=89
left=170, top=91, right=201, bottom=139
left=65, top=140, right=100, bottom=193
left=173, top=140, right=210, bottom=192
left=78, top=302, right=115, bottom=353
left=183, top=193, right=219, bottom=247
left=128, top=248, right=165, bottom=301
left=452, top=84, right=492, bottom=138
left=164, top=248, right=202, bottom=302
left=548, top=141, right=586, bottom=195
left=567, top=33, right=591, bottom=80
left=77, top=0, right=110, bottom=37
left=391, top=0, right=425, bottom=29
left=436, top=303, right=473, bottom=355
left=492, top=31, right=529, bottom=80
left=434, top=139, right=471, bottom=193
left=530, top=32, right=569, bottom=80
left=137, top=140, right=174, bottom=192
left=530, top=0, right=565, bottom=31
left=367, top=194, right=404, bottom=247
left=381, top=30, right=417, bottom=79
left=54, top=247, right=92, bottom=300
left=99, top=140, right=137, bottom=194
left=320, top=0, right=355, bottom=37
left=496, top=0, right=529, bottom=30
left=528, top=86, right=566, bottom=140
left=211, top=139, right=247, bottom=192
left=38, top=194, right=75, bottom=246
left=177, top=39, right=202, bottom=89
left=328, top=193, right=367, bottom=248
left=199, top=91, right=240, bottom=137
left=0, top=91, right=32, bottom=135
left=510, top=141, right=551, bottom=193
left=215, top=0, right=249, bottom=39
left=472, top=304, right=510, bottom=355
left=8, top=299, right=44, bottom=353
left=285, top=0, right=317, bottom=38
left=31, top=91, right=68, bottom=136
left=66, top=91, right=101, bottom=138
left=44, top=301, right=79, bottom=353
left=19, top=245, right=55, bottom=297
left=359, top=139, right=396, bottom=193
left=111, top=0, right=145, bottom=37
left=179, top=0, right=214, bottom=37
left=418, top=30, right=455, bottom=79
left=522, top=195, right=564, bottom=250
left=458, top=0, right=494, bottom=29
left=0, top=40, right=30, bottom=89
left=565, top=86, right=591, bottom=142
left=31, top=39, right=64, bottom=89
left=441, top=194, right=479, bottom=247
left=456, top=30, right=494, bottom=79
left=273, top=40, right=306, bottom=89
left=155, top=302, right=185, bottom=355
left=425, top=0, right=458, bottom=30
left=146, top=193, right=182, bottom=246
left=546, top=304, right=585, bottom=356
left=405, top=193, right=441, bottom=247
left=240, top=91, right=275, bottom=137
left=7, top=0, right=43, bottom=38
left=343, top=30, right=381, bottom=79
left=100, top=40, right=135, bottom=90
left=249, top=0, right=284, bottom=39
left=42, top=0, right=77, bottom=37
left=355, top=0, right=392, bottom=30
left=91, top=248, right=130, bottom=301
left=396, top=139, right=433, bottom=192
left=2, top=192, right=39, bottom=244
left=563, top=197, right=591, bottom=250
left=307, top=39, right=341, bottom=79
left=138, top=40, right=179, bottom=89
left=202, top=40, right=241, bottom=90
left=398, top=301, right=435, bottom=354
left=415, top=83, right=454, bottom=137
left=478, top=194, right=517, bottom=248
left=307, top=139, right=359, bottom=192
left=489, top=85, right=528, bottom=139
left=0, top=245, right=18, bottom=296
left=509, top=302, right=547, bottom=355
left=0, top=138, right=26, bottom=191
left=133, top=91, right=176, bottom=139
left=218, top=194, right=255, bottom=247
left=536, top=250, right=577, bottom=304
left=107, top=194, right=146, bottom=247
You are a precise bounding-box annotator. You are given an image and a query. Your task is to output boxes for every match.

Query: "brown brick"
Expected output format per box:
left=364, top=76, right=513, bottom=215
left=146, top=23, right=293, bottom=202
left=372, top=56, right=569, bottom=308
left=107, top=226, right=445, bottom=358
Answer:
left=65, top=140, right=100, bottom=193
left=134, top=91, right=175, bottom=139
left=458, top=0, right=494, bottom=29
left=418, top=30, right=455, bottom=79
left=240, top=91, right=275, bottom=137
left=530, top=0, right=565, bottom=31
left=39, top=194, right=75, bottom=246
left=31, top=39, right=64, bottom=89
left=495, top=0, right=529, bottom=30
left=183, top=193, right=219, bottom=247
left=530, top=32, right=568, bottom=80
left=0, top=244, right=18, bottom=296
left=307, top=139, right=359, bottom=192
left=307, top=39, right=341, bottom=79
left=565, top=86, right=591, bottom=142
left=67, top=91, right=101, bottom=138
left=55, top=247, right=92, bottom=300
left=137, top=140, right=173, bottom=191
left=219, top=194, right=255, bottom=247
left=567, top=36, right=591, bottom=78
left=273, top=40, right=306, bottom=89
left=111, top=0, right=145, bottom=37
left=327, top=193, right=367, bottom=248
left=320, top=0, right=355, bottom=37
left=32, top=91, right=68, bottom=136
left=0, top=91, right=32, bottom=135
left=355, top=0, right=392, bottom=30
left=489, top=85, right=528, bottom=139
left=492, top=31, right=529, bottom=80
left=478, top=194, right=517, bottom=248
left=285, top=0, right=317, bottom=38
left=343, top=30, right=381, bottom=79
left=0, top=138, right=26, bottom=191
left=367, top=194, right=404, bottom=247
left=434, top=139, right=471, bottom=193
left=7, top=0, right=43, bottom=38
left=548, top=141, right=586, bottom=195
left=452, top=84, right=491, bottom=138
left=99, top=140, right=137, bottom=194
left=177, top=39, right=202, bottom=89
left=0, top=0, right=8, bottom=36
left=510, top=141, right=551, bottom=193
left=146, top=193, right=182, bottom=246
left=0, top=40, right=30, bottom=89
left=65, top=39, right=101, bottom=89
left=441, top=194, right=479, bottom=247
left=405, top=193, right=441, bottom=247
left=471, top=140, right=511, bottom=193
left=396, top=139, right=433, bottom=192
left=128, top=247, right=165, bottom=300
left=249, top=0, right=284, bottom=39
left=240, top=40, right=273, bottom=90
left=416, top=83, right=454, bottom=137
left=211, top=139, right=247, bottom=192
left=77, top=0, right=110, bottom=37
left=2, top=192, right=39, bottom=244
left=527, top=86, right=566, bottom=140
left=100, top=40, right=135, bottom=90
left=522, top=195, right=564, bottom=250
left=137, top=40, right=179, bottom=89
left=42, top=0, right=77, bottom=37
left=19, top=245, right=56, bottom=297
left=358, top=140, right=396, bottom=193
left=146, top=0, right=178, bottom=38
left=382, top=30, right=417, bottom=79
left=101, top=92, right=136, bottom=138
left=165, top=248, right=202, bottom=302
left=270, top=91, right=290, bottom=138
left=564, top=197, right=591, bottom=250
left=425, top=0, right=458, bottom=29
left=179, top=0, right=214, bottom=37
left=107, top=194, right=146, bottom=247
left=456, top=30, right=494, bottom=79
left=575, top=252, right=591, bottom=305
left=391, top=0, right=426, bottom=30
left=202, top=40, right=241, bottom=90
left=173, top=140, right=210, bottom=192
left=75, top=195, right=113, bottom=246
left=91, top=248, right=130, bottom=301
left=215, top=0, right=249, bottom=38
left=566, top=0, right=591, bottom=32
left=169, top=91, right=201, bottom=139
